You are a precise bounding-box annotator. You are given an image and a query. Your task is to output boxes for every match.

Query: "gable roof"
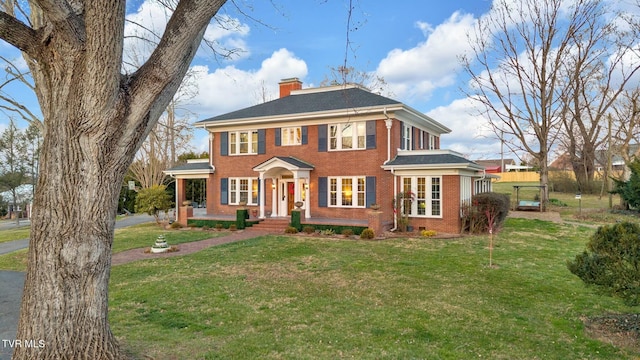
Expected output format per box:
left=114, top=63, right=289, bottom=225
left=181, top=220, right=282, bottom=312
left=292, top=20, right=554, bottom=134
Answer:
left=197, top=86, right=401, bottom=124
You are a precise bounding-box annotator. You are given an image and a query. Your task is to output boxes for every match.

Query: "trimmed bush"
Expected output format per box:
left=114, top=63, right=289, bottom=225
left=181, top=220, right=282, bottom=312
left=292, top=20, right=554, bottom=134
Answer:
left=360, top=228, right=375, bottom=239
left=421, top=229, right=436, bottom=237
left=170, top=221, right=183, bottom=229
left=303, top=226, right=315, bottom=234
left=341, top=229, right=354, bottom=237
left=568, top=221, right=640, bottom=306
left=284, top=226, right=298, bottom=234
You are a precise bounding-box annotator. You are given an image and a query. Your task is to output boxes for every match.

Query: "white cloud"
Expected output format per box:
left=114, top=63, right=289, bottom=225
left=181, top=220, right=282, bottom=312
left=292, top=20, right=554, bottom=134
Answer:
left=375, top=12, right=477, bottom=101
left=189, top=48, right=308, bottom=117
left=426, top=97, right=502, bottom=159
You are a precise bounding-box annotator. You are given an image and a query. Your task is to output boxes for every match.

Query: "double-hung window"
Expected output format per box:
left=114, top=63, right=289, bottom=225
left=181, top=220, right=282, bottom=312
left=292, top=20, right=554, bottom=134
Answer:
left=329, top=122, right=366, bottom=150
left=401, top=176, right=442, bottom=217
left=328, top=176, right=366, bottom=207
left=228, top=178, right=258, bottom=205
left=281, top=127, right=302, bottom=146
left=229, top=130, right=258, bottom=155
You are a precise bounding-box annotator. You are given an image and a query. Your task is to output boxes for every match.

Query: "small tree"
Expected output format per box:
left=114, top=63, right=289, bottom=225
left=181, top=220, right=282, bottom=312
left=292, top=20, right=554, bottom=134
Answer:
left=568, top=222, right=640, bottom=305
left=611, top=158, right=640, bottom=210
left=135, top=185, right=174, bottom=225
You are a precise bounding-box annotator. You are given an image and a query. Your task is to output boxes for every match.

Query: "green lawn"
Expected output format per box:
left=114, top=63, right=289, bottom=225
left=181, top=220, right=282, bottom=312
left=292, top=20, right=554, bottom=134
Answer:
left=108, top=219, right=637, bottom=359
left=0, top=223, right=225, bottom=271
left=0, top=225, right=30, bottom=243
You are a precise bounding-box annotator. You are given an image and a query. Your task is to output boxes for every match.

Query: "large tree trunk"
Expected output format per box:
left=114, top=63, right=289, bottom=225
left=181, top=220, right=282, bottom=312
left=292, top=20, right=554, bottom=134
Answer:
left=14, top=50, right=133, bottom=357
left=4, top=2, right=227, bottom=358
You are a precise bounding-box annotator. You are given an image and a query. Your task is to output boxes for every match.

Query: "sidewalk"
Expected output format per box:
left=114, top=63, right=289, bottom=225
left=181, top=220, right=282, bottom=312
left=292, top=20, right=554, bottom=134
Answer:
left=112, top=229, right=269, bottom=265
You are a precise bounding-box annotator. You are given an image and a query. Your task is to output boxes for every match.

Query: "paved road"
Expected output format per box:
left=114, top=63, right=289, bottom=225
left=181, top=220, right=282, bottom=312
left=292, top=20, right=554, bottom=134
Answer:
left=0, top=214, right=156, bottom=359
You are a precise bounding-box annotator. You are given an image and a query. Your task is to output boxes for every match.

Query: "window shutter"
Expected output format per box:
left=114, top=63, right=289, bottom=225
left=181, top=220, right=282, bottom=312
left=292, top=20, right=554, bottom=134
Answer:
left=301, top=126, right=308, bottom=145
left=220, top=178, right=228, bottom=205
left=366, top=176, right=376, bottom=208
left=318, top=124, right=327, bottom=152
left=400, top=122, right=405, bottom=150
left=258, top=129, right=266, bottom=154
left=366, top=121, right=376, bottom=149
left=412, top=127, right=417, bottom=150
left=275, top=128, right=281, bottom=146
left=257, top=179, right=261, bottom=205
left=318, top=177, right=328, bottom=207
left=220, top=132, right=228, bottom=156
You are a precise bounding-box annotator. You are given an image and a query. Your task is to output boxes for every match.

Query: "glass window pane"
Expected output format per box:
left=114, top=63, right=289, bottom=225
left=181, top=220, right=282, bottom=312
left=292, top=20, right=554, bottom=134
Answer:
left=357, top=123, right=366, bottom=148
left=330, top=178, right=337, bottom=205
left=251, top=131, right=258, bottom=153
left=342, top=123, right=353, bottom=149
left=230, top=133, right=237, bottom=154
left=342, top=178, right=352, bottom=206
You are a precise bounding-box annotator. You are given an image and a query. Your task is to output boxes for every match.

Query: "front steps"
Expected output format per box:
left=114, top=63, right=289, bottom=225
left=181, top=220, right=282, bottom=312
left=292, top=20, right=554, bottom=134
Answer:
left=248, top=218, right=290, bottom=233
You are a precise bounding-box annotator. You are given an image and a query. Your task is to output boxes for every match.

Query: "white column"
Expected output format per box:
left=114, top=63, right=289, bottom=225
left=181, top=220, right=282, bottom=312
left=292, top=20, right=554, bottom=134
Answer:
left=305, top=179, right=311, bottom=219
left=293, top=172, right=300, bottom=204
left=271, top=178, right=277, bottom=217
left=259, top=173, right=266, bottom=219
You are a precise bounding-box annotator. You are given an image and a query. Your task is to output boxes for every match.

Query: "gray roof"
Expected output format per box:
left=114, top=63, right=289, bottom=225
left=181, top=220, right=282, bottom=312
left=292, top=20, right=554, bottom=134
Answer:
left=165, top=162, right=213, bottom=172
left=196, top=87, right=401, bottom=123
left=254, top=156, right=315, bottom=169
left=384, top=153, right=480, bottom=167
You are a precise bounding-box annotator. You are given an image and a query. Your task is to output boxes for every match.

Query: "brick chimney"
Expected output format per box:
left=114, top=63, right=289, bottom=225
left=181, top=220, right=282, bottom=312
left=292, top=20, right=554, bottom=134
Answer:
left=279, top=78, right=303, bottom=98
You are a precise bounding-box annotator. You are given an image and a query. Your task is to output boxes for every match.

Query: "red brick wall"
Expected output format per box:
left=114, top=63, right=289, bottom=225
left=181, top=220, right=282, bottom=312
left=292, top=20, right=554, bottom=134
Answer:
left=204, top=118, right=462, bottom=233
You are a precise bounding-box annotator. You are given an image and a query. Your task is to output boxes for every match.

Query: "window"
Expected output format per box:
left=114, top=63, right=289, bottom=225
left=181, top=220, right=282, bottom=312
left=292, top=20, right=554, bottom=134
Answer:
left=328, top=176, right=366, bottom=207
left=429, top=134, right=436, bottom=150
left=329, top=122, right=366, bottom=150
left=229, top=178, right=259, bottom=205
left=229, top=130, right=258, bottom=154
left=404, top=125, right=412, bottom=150
left=401, top=176, right=442, bottom=217
left=282, top=127, right=301, bottom=146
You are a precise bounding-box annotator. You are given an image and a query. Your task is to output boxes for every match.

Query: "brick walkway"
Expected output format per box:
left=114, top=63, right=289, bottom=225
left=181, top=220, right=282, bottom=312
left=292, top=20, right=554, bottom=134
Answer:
left=111, top=229, right=271, bottom=266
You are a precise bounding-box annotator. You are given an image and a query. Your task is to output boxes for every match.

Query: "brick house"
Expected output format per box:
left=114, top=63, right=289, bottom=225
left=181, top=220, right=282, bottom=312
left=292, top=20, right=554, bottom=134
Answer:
left=165, top=78, right=491, bottom=234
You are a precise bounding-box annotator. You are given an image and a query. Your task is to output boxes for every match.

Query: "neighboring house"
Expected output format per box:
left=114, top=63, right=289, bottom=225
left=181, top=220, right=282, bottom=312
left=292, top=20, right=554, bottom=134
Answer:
left=165, top=78, right=491, bottom=234
left=473, top=159, right=516, bottom=173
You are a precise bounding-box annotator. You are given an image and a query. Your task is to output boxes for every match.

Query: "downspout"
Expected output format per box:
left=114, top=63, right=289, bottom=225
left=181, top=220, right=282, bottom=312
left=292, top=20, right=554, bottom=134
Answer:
left=390, top=168, right=398, bottom=232
left=384, top=107, right=393, bottom=163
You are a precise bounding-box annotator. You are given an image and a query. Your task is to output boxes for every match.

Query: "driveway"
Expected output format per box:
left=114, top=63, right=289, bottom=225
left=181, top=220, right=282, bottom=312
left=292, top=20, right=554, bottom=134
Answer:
left=0, top=213, right=155, bottom=359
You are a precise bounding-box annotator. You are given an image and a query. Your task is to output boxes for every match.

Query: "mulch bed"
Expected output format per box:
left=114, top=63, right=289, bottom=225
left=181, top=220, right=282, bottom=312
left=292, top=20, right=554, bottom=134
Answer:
left=583, top=313, right=640, bottom=352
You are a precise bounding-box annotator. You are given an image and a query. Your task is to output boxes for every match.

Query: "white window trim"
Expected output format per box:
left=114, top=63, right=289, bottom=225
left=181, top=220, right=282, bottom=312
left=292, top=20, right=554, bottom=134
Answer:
left=329, top=122, right=366, bottom=151
left=428, top=134, right=436, bottom=150
left=404, top=125, right=412, bottom=150
left=228, top=177, right=259, bottom=205
left=328, top=176, right=366, bottom=208
left=229, top=130, right=258, bottom=155
left=402, top=176, right=442, bottom=218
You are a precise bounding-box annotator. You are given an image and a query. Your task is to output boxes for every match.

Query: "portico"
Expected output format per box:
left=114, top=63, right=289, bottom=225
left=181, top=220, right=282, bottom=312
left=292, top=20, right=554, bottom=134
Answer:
left=253, top=156, right=314, bottom=219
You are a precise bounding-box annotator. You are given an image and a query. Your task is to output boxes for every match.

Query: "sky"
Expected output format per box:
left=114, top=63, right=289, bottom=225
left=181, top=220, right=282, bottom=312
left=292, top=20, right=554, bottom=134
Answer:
left=1, top=0, right=626, bottom=162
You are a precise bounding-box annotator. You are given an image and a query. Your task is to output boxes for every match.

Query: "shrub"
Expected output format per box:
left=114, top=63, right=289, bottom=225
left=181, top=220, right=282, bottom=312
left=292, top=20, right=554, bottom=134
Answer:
left=611, top=158, right=640, bottom=210
left=134, top=184, right=173, bottom=224
left=215, top=223, right=224, bottom=231
left=284, top=226, right=298, bottom=234
left=360, top=228, right=375, bottom=239
left=341, top=228, right=354, bottom=237
left=170, top=221, right=183, bottom=229
left=319, top=229, right=335, bottom=236
left=568, top=222, right=640, bottom=305
left=229, top=224, right=237, bottom=231
left=303, top=226, right=315, bottom=234
left=549, top=198, right=567, bottom=207
left=420, top=229, right=436, bottom=237
left=461, top=192, right=510, bottom=234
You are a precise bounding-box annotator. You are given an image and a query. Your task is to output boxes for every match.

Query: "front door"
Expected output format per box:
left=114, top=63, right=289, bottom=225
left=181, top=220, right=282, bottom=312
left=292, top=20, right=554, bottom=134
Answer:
left=287, top=182, right=295, bottom=215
